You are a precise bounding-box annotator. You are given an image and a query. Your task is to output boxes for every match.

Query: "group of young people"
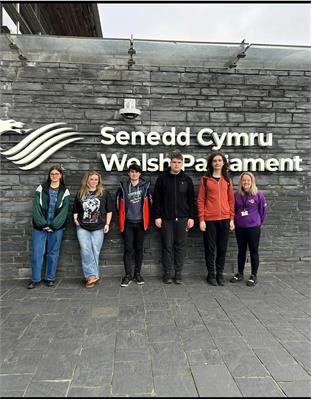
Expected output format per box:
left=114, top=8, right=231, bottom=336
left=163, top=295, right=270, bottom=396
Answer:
left=27, top=150, right=267, bottom=290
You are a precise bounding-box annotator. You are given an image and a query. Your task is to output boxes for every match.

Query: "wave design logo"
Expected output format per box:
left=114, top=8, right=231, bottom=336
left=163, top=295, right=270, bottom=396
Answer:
left=0, top=119, right=84, bottom=170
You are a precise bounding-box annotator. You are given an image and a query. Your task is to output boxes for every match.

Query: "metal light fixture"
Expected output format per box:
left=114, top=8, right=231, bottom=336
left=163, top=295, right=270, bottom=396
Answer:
left=119, top=99, right=141, bottom=120
left=128, top=34, right=136, bottom=69
left=228, top=39, right=251, bottom=69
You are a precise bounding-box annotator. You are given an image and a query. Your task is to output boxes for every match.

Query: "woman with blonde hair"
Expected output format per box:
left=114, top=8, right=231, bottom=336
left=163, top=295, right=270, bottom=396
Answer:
left=73, top=171, right=113, bottom=288
left=230, top=172, right=267, bottom=286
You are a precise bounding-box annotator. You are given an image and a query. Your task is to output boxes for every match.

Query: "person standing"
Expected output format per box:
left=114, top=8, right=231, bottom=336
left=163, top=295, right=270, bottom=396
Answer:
left=153, top=150, right=195, bottom=284
left=28, top=165, right=70, bottom=289
left=230, top=172, right=267, bottom=286
left=116, top=163, right=152, bottom=287
left=197, top=151, right=235, bottom=286
left=73, top=171, right=113, bottom=288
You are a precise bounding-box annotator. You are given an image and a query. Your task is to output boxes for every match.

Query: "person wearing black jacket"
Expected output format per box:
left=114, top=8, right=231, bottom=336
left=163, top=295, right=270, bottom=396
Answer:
left=153, top=150, right=195, bottom=284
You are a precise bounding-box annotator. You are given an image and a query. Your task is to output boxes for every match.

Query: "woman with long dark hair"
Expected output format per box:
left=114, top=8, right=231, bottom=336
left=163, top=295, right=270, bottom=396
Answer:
left=230, top=172, right=267, bottom=286
left=28, top=165, right=70, bottom=289
left=73, top=171, right=113, bottom=288
left=197, top=152, right=235, bottom=286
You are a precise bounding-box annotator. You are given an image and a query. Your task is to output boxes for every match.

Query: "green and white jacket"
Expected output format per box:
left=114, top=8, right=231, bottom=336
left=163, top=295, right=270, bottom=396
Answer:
left=32, top=184, right=70, bottom=231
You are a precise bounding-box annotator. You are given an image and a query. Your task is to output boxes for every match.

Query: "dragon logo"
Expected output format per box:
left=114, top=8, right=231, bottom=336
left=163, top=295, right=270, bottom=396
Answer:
left=0, top=119, right=84, bottom=170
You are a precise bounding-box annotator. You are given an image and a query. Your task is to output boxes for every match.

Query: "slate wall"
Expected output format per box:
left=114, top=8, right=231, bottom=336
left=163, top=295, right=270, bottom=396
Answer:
left=0, top=55, right=310, bottom=279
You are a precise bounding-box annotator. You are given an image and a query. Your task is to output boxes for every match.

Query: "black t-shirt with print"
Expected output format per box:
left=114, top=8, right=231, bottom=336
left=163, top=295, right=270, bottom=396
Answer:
left=73, top=190, right=113, bottom=231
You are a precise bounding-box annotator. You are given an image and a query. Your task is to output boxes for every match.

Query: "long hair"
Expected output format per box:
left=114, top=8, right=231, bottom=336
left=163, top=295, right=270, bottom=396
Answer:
left=46, top=165, right=65, bottom=187
left=79, top=170, right=105, bottom=198
left=238, top=172, right=258, bottom=196
left=206, top=151, right=230, bottom=180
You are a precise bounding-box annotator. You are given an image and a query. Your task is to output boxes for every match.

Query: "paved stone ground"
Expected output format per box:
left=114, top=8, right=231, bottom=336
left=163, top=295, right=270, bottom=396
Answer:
left=0, top=272, right=310, bottom=398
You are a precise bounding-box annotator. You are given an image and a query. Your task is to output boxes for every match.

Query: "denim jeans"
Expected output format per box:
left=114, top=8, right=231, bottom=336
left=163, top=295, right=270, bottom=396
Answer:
left=76, top=226, right=104, bottom=279
left=31, top=228, right=64, bottom=282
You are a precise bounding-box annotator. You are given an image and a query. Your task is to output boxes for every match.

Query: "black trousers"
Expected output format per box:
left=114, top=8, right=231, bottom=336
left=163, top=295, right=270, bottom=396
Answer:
left=123, top=221, right=145, bottom=277
left=235, top=226, right=261, bottom=276
left=202, top=219, right=230, bottom=278
left=161, top=218, right=188, bottom=276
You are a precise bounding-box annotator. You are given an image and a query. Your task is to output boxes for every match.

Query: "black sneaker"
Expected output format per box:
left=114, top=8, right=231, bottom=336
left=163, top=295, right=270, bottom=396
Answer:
left=45, top=280, right=55, bottom=287
left=206, top=276, right=217, bottom=286
left=216, top=275, right=225, bottom=286
left=247, top=275, right=257, bottom=287
left=230, top=273, right=244, bottom=283
left=27, top=281, right=40, bottom=289
left=134, top=274, right=145, bottom=285
left=120, top=276, right=132, bottom=287
left=174, top=273, right=182, bottom=284
left=162, top=275, right=173, bottom=284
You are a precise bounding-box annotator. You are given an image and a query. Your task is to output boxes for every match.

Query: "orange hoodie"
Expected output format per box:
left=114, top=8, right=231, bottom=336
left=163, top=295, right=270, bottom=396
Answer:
left=197, top=176, right=235, bottom=222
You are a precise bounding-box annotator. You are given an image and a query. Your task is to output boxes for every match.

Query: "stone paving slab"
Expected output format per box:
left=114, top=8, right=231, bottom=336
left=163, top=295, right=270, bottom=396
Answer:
left=0, top=272, right=311, bottom=397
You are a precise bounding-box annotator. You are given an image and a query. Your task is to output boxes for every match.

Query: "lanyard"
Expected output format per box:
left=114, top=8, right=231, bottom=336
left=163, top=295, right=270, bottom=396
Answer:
left=242, top=193, right=249, bottom=211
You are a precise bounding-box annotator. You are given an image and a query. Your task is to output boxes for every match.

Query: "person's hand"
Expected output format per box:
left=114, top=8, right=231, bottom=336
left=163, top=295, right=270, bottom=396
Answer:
left=199, top=221, right=206, bottom=232
left=187, top=219, right=194, bottom=229
left=155, top=218, right=162, bottom=228
left=229, top=220, right=235, bottom=231
left=104, top=224, right=110, bottom=233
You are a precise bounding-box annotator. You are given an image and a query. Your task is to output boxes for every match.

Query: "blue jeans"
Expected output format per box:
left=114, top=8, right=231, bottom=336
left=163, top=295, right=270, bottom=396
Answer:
left=76, top=226, right=104, bottom=279
left=31, top=229, right=64, bottom=282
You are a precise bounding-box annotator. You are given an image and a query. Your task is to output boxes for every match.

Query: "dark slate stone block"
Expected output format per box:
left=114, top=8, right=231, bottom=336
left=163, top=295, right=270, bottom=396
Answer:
left=179, top=326, right=215, bottom=351
left=0, top=390, right=25, bottom=398
left=146, top=310, right=174, bottom=326
left=0, top=373, right=33, bottom=391
left=186, top=348, right=221, bottom=365
left=71, top=361, right=113, bottom=387
left=279, top=381, right=311, bottom=397
left=154, top=373, right=198, bottom=397
left=191, top=364, right=241, bottom=397
left=236, top=377, right=285, bottom=397
left=34, top=353, right=79, bottom=380
left=221, top=349, right=270, bottom=378
left=147, top=324, right=181, bottom=343
left=150, top=342, right=190, bottom=376
left=266, top=363, right=310, bottom=381
left=24, top=380, right=69, bottom=398
left=0, top=349, right=44, bottom=374
left=112, top=361, right=153, bottom=395
left=67, top=385, right=111, bottom=397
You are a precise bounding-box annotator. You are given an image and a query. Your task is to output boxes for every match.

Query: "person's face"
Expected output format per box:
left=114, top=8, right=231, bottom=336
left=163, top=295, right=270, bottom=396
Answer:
left=128, top=169, right=141, bottom=182
left=87, top=174, right=99, bottom=190
left=241, top=174, right=252, bottom=192
left=212, top=155, right=224, bottom=172
left=170, top=158, right=183, bottom=174
left=50, top=169, right=62, bottom=184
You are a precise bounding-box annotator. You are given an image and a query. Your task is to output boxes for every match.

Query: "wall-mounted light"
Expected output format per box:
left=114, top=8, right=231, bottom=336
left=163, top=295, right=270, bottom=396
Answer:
left=228, top=39, right=251, bottom=69
left=119, top=99, right=141, bottom=120
left=128, top=34, right=136, bottom=69
left=5, top=34, right=28, bottom=61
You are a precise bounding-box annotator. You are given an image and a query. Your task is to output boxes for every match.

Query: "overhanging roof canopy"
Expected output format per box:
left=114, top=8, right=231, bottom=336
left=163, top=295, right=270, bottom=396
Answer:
left=1, top=34, right=310, bottom=70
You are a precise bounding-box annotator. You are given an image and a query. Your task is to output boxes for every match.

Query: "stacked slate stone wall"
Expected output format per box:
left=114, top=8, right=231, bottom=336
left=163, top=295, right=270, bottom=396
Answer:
left=0, top=56, right=310, bottom=279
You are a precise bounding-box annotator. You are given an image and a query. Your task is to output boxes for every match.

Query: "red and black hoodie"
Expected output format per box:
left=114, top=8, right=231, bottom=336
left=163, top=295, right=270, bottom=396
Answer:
left=116, top=177, right=152, bottom=232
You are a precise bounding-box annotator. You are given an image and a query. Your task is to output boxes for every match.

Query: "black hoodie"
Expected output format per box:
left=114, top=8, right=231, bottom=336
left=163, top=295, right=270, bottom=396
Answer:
left=153, top=168, right=195, bottom=220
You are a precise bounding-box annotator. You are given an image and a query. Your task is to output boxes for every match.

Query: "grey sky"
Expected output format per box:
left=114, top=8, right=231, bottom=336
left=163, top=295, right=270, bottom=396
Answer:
left=99, top=3, right=311, bottom=46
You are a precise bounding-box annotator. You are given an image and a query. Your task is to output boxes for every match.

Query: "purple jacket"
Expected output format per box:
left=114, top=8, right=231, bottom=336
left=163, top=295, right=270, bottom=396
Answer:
left=234, top=191, right=267, bottom=228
